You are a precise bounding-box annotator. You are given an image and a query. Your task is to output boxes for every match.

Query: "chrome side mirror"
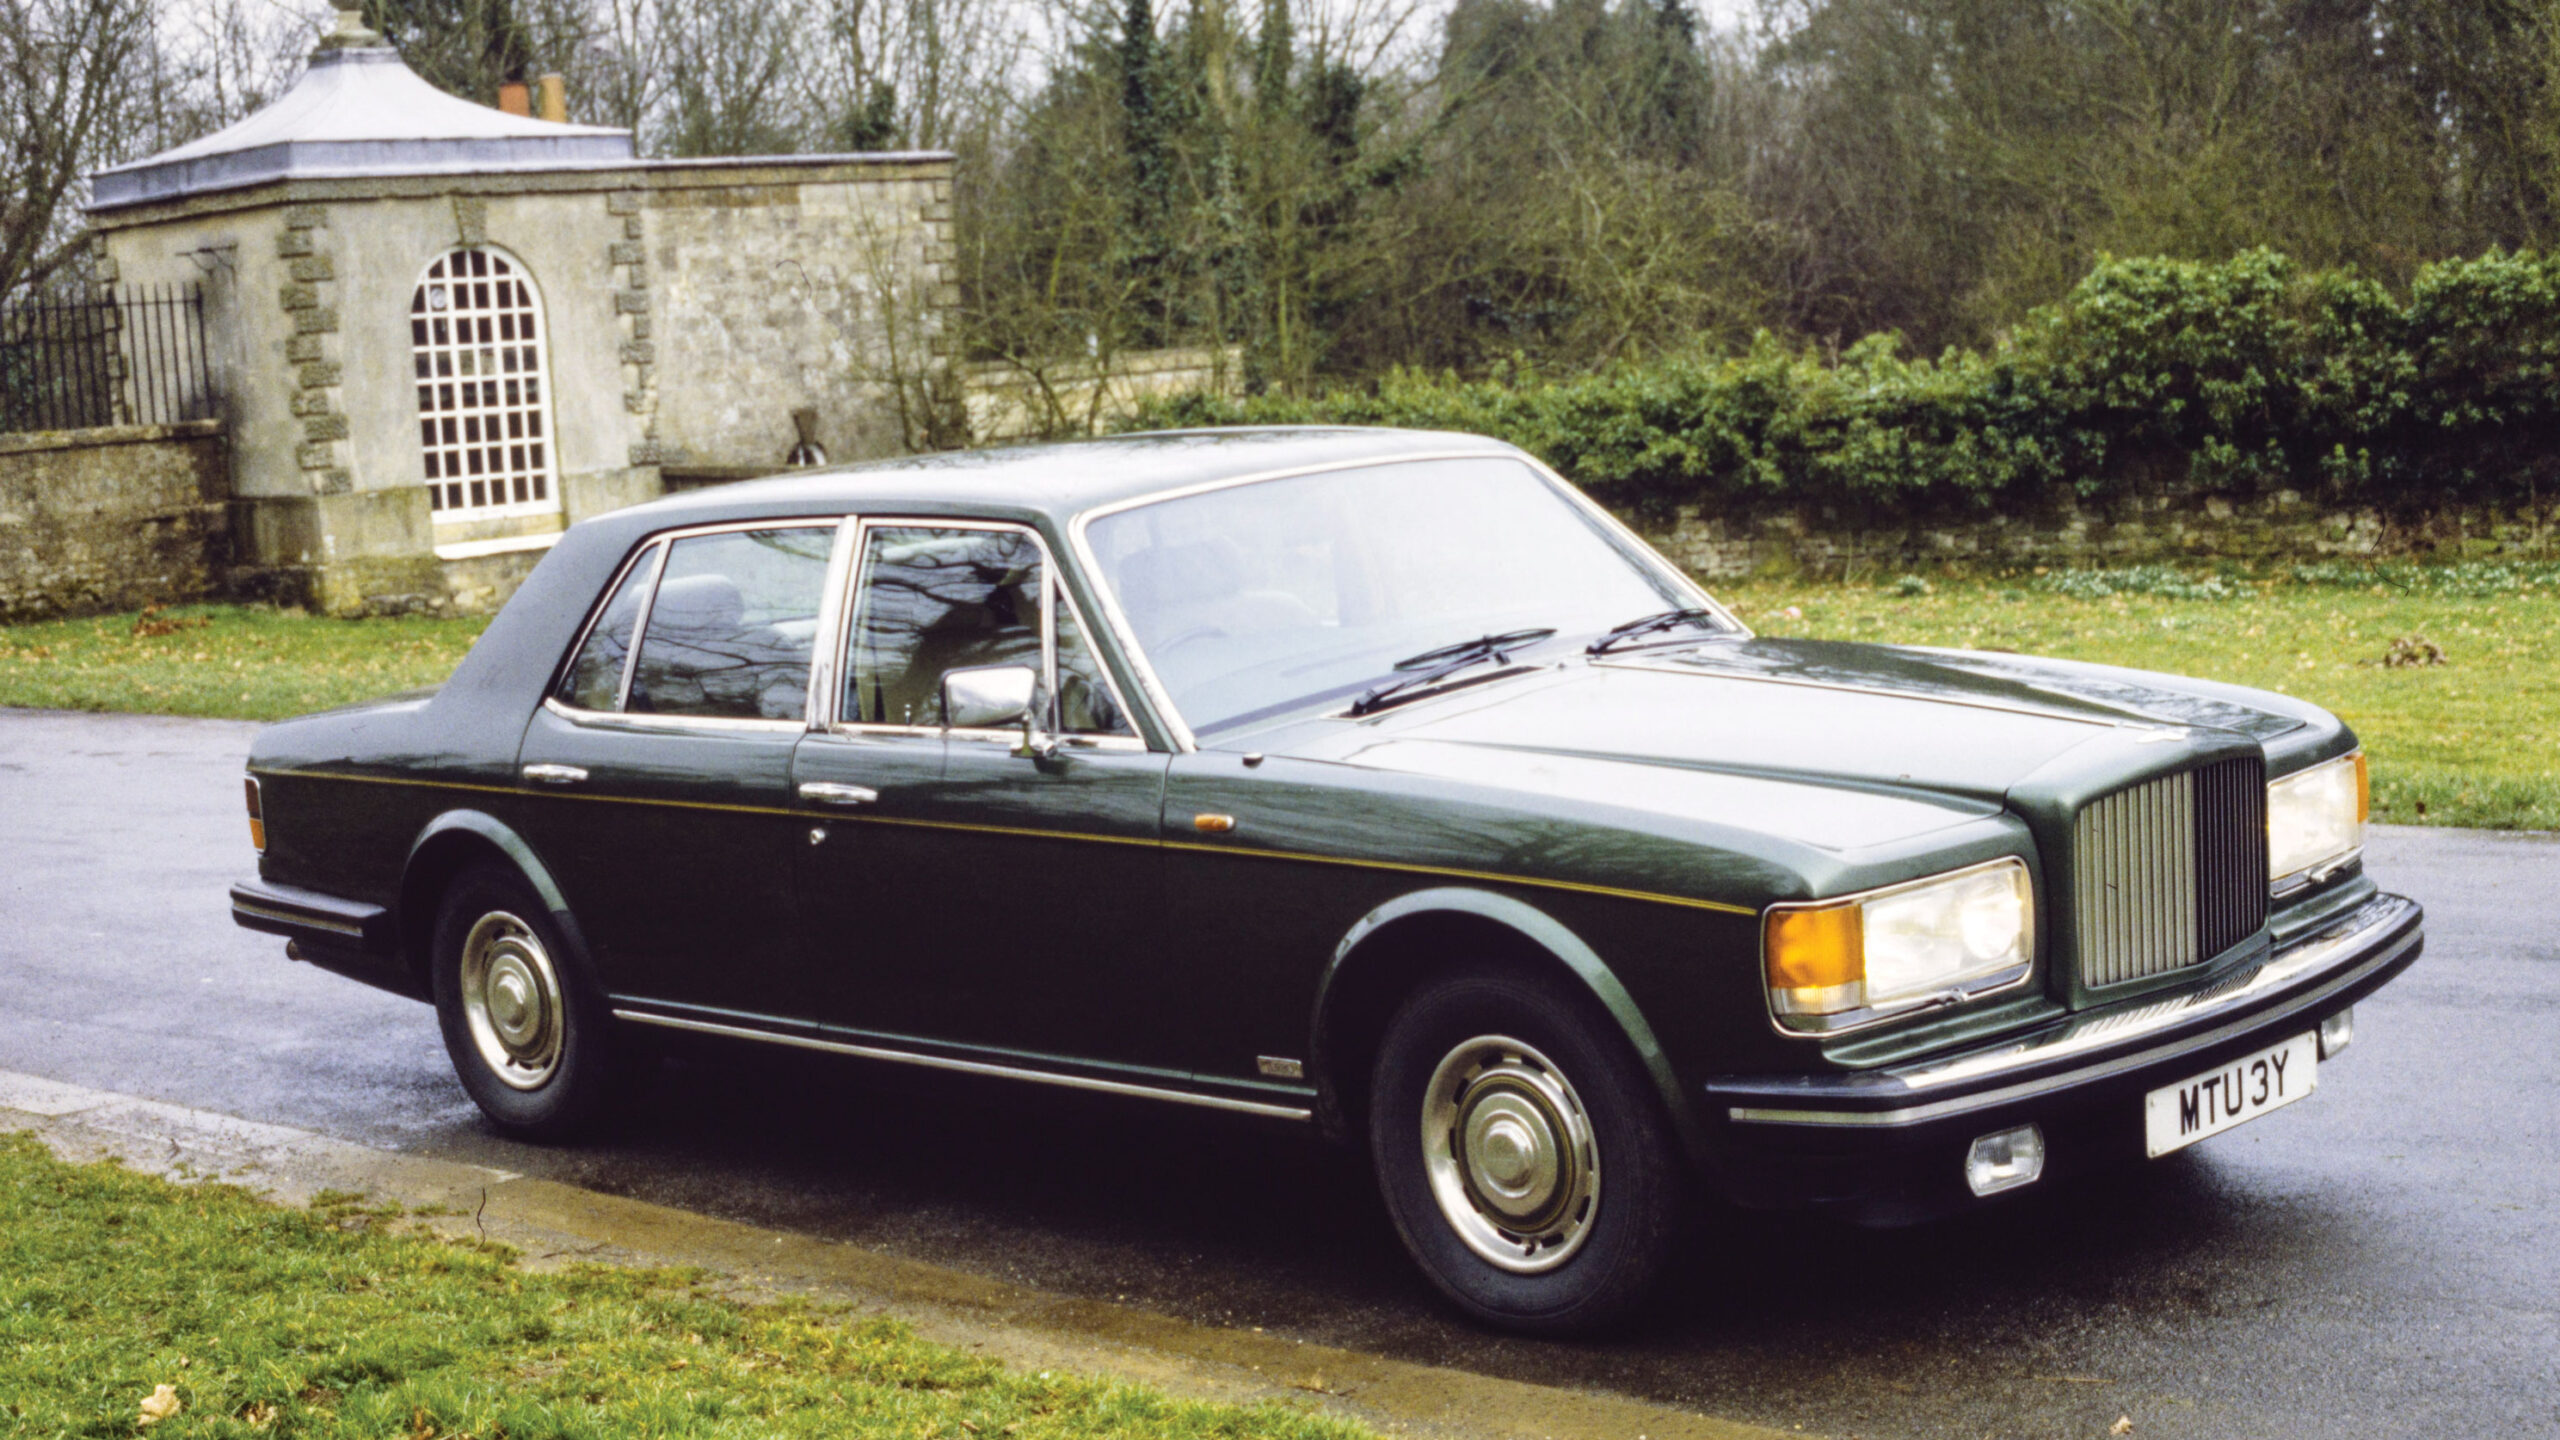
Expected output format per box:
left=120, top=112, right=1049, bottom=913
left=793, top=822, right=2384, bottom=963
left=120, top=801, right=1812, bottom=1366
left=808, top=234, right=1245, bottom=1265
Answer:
left=940, top=664, right=1036, bottom=729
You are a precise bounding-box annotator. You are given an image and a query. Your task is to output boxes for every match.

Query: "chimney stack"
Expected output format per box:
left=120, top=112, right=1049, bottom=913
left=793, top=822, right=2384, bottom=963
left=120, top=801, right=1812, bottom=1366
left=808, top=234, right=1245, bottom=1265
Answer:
left=497, top=80, right=531, bottom=116
left=538, top=73, right=567, bottom=123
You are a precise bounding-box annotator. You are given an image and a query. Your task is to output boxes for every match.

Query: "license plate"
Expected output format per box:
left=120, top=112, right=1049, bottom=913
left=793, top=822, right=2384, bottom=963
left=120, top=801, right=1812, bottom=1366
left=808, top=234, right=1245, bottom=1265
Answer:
left=2144, top=1033, right=2318, bottom=1157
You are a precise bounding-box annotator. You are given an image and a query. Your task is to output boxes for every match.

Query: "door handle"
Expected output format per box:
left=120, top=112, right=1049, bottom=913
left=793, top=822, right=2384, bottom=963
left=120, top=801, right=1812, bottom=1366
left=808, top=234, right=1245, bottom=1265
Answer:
left=522, top=764, right=588, bottom=786
left=798, top=782, right=879, bottom=808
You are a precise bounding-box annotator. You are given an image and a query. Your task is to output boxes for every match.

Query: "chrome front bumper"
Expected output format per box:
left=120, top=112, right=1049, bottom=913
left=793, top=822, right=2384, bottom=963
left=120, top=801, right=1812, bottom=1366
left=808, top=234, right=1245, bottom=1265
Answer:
left=1700, top=892, right=2423, bottom=1217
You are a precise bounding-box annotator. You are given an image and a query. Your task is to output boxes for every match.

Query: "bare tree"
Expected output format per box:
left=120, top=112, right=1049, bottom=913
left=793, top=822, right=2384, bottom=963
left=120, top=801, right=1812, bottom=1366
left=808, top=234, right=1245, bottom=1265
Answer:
left=657, top=0, right=807, bottom=155
left=0, top=0, right=154, bottom=304
left=800, top=0, right=1026, bottom=150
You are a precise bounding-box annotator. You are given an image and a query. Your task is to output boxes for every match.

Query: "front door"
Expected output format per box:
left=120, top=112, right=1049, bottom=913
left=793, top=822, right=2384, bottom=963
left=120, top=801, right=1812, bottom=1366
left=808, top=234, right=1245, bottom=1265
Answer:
left=793, top=520, right=1175, bottom=1072
left=514, top=520, right=843, bottom=1025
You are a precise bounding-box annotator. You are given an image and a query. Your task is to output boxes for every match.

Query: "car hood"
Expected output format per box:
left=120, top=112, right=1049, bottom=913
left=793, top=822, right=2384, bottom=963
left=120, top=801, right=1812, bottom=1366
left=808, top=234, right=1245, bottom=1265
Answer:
left=1276, top=638, right=2314, bottom=851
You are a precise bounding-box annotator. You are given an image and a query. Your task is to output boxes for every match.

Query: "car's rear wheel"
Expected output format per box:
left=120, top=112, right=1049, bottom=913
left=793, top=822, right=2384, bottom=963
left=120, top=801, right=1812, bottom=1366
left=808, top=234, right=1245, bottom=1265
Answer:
left=431, top=862, right=624, bottom=1139
left=1369, top=966, right=1686, bottom=1334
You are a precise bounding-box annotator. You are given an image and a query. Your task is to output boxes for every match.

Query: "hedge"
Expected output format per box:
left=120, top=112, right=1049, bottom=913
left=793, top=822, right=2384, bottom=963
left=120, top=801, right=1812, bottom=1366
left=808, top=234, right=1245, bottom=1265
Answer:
left=1126, top=248, right=2560, bottom=521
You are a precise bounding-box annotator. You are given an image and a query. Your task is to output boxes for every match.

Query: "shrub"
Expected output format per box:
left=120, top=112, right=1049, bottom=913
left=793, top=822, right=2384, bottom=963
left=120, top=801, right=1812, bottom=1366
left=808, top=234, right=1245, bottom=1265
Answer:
left=1128, top=248, right=2560, bottom=522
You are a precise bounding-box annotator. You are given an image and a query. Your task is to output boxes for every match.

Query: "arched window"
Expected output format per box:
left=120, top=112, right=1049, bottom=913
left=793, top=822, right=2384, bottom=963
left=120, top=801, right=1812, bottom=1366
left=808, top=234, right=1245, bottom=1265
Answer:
left=409, top=247, right=560, bottom=520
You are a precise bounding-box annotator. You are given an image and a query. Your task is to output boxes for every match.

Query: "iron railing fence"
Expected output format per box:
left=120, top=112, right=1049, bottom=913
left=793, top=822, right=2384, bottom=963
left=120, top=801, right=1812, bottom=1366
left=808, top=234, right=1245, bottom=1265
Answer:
left=0, top=285, right=214, bottom=434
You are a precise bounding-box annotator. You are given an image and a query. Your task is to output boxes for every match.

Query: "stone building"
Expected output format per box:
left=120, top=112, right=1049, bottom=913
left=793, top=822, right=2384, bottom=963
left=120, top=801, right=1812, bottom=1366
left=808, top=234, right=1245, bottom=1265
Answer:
left=84, top=7, right=953, bottom=613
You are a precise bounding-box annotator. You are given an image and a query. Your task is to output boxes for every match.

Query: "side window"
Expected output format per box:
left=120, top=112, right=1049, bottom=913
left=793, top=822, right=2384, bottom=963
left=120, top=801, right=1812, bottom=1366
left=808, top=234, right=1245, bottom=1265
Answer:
left=556, top=544, right=660, bottom=711
left=847, top=526, right=1043, bottom=727
left=624, top=528, right=834, bottom=721
left=1055, top=582, right=1134, bottom=737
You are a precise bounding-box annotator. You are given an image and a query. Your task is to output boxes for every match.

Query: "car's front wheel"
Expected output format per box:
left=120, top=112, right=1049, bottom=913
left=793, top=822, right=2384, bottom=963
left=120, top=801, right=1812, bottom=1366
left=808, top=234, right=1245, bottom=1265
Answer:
left=431, top=863, right=625, bottom=1139
left=1369, top=966, right=1687, bottom=1334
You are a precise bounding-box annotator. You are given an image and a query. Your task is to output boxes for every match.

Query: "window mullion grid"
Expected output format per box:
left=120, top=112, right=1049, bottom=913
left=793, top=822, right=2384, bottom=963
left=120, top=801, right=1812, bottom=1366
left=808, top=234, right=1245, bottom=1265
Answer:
left=414, top=250, right=555, bottom=524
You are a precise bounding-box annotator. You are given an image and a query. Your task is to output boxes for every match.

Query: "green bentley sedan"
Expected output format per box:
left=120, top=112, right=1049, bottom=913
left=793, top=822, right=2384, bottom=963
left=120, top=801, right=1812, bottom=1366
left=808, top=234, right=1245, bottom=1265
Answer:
left=232, top=428, right=2422, bottom=1333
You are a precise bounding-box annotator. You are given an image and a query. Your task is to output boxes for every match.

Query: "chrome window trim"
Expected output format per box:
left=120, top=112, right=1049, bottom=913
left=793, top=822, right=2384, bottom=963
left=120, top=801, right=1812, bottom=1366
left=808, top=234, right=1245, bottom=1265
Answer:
left=540, top=695, right=805, bottom=737
left=1514, top=449, right=1745, bottom=635
left=612, top=1009, right=1314, bottom=1121
left=1065, top=449, right=1741, bottom=753
left=804, top=516, right=862, bottom=731
left=612, top=540, right=667, bottom=712
left=542, top=516, right=845, bottom=727
left=817, top=720, right=1150, bottom=754
left=831, top=515, right=1142, bottom=745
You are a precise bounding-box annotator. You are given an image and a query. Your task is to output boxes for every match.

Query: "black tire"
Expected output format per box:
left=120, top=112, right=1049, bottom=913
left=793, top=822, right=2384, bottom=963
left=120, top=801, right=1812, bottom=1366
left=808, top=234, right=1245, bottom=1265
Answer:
left=430, top=862, right=626, bottom=1140
left=1369, top=965, right=1688, bottom=1335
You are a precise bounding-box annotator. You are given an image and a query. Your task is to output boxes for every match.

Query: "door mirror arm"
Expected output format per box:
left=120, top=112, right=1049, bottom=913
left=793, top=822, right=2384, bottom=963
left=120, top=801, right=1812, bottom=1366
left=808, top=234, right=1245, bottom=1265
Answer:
left=1016, top=705, right=1060, bottom=762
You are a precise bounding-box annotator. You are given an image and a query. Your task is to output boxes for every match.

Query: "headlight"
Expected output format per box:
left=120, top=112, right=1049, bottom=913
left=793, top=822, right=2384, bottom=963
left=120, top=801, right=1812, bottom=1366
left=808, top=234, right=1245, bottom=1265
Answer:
left=2267, top=751, right=2366, bottom=890
left=1764, top=858, right=2035, bottom=1035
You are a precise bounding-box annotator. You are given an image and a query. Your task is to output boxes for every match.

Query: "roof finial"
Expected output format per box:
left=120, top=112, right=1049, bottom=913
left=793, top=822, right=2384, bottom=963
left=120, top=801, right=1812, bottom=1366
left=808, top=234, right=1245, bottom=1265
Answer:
left=317, top=3, right=385, bottom=51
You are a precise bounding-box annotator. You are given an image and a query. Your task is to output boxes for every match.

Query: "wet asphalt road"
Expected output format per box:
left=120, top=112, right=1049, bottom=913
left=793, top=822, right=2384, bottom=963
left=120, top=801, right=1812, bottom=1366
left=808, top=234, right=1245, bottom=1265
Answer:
left=2, top=708, right=2553, bottom=1440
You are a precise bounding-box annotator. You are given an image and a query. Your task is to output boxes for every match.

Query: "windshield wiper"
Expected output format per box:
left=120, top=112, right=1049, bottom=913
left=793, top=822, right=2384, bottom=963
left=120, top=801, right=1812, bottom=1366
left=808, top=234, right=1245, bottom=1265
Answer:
left=1585, top=607, right=1725, bottom=656
left=1347, top=627, right=1557, bottom=717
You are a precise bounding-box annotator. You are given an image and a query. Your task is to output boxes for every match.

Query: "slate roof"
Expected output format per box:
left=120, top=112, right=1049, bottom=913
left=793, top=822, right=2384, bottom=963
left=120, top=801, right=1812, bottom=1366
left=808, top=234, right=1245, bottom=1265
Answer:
left=88, top=21, right=632, bottom=211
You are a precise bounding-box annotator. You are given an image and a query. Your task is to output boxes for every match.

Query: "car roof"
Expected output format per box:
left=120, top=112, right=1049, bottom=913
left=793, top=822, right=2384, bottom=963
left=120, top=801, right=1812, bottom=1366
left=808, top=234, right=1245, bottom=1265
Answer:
left=613, top=426, right=1517, bottom=531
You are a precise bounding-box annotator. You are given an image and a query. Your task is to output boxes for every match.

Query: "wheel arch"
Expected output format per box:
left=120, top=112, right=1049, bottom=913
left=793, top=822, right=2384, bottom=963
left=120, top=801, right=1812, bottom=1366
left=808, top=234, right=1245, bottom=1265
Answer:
left=1308, top=887, right=1702, bottom=1156
left=399, top=811, right=591, bottom=993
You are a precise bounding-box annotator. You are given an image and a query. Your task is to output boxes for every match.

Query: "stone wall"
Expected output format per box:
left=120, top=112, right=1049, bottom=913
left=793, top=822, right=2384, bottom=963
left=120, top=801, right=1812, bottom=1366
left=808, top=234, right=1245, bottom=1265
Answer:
left=646, top=163, right=955, bottom=467
left=965, top=347, right=1242, bottom=442
left=0, top=421, right=229, bottom=622
left=1638, top=487, right=2559, bottom=580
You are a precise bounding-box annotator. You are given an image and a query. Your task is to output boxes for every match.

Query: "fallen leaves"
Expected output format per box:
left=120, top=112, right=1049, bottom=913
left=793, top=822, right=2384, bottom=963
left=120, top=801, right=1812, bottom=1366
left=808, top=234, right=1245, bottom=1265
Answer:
left=130, top=605, right=213, bottom=639
left=2110, top=1415, right=2136, bottom=1435
left=2376, top=634, right=2447, bottom=667
left=136, top=1385, right=181, bottom=1427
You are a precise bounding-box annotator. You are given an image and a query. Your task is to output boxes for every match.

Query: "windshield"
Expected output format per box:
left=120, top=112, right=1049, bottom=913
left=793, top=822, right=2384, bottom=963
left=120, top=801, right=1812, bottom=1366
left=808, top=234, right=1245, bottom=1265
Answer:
left=1083, top=457, right=1714, bottom=737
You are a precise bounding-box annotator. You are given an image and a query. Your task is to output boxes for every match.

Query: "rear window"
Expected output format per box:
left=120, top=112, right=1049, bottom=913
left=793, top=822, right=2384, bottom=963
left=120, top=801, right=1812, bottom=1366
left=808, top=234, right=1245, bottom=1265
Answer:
left=556, top=526, right=835, bottom=722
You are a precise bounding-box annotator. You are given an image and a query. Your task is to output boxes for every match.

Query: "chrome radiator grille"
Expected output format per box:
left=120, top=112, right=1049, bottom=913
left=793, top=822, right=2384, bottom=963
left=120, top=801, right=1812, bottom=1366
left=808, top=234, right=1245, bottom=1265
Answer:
left=2073, top=757, right=2268, bottom=988
left=2191, top=755, right=2270, bottom=957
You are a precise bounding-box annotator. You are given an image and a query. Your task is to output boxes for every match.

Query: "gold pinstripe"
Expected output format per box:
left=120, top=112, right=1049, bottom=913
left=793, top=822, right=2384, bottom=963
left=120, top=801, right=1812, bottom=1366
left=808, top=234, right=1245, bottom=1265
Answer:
left=259, top=768, right=1757, bottom=917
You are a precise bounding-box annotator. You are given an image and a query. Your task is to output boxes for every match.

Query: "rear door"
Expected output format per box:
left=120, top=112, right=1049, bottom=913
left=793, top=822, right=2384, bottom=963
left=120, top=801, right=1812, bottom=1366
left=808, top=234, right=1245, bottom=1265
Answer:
left=514, top=518, right=848, bottom=1025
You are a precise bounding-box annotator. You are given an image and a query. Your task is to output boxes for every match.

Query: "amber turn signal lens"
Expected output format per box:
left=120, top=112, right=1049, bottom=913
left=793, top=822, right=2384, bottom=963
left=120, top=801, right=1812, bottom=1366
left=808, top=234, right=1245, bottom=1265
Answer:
left=244, top=775, right=265, bottom=853
left=1765, top=903, right=1862, bottom=992
left=2353, top=750, right=2370, bottom=824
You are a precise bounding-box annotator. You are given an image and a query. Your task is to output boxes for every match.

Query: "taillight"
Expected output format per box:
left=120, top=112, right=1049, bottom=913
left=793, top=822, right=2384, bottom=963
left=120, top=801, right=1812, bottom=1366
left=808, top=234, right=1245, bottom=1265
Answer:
left=244, top=775, right=265, bottom=853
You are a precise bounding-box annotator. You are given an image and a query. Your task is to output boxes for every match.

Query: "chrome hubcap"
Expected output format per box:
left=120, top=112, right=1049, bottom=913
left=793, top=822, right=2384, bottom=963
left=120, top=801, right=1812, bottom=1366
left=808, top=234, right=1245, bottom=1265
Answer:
left=459, top=911, right=564, bottom=1090
left=1421, top=1035, right=1599, bottom=1273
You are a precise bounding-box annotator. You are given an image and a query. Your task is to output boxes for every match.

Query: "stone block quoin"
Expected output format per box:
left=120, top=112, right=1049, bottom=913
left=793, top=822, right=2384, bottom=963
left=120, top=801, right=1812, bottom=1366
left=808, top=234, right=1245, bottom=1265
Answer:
left=613, top=190, right=661, bottom=466
left=276, top=205, right=350, bottom=494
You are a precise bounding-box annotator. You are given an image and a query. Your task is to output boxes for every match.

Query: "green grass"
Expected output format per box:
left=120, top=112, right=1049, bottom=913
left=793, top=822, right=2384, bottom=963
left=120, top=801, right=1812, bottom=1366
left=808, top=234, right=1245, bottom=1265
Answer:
left=3, top=568, right=2551, bottom=829
left=0, top=604, right=489, bottom=721
left=1712, top=566, right=2560, bottom=830
left=0, top=1133, right=1367, bottom=1440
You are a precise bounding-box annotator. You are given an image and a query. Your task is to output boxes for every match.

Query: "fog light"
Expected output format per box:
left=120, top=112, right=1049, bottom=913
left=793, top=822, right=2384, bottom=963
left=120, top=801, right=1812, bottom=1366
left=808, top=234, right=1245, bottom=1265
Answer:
left=2318, top=1006, right=2355, bottom=1060
left=1965, top=1124, right=2046, bottom=1197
